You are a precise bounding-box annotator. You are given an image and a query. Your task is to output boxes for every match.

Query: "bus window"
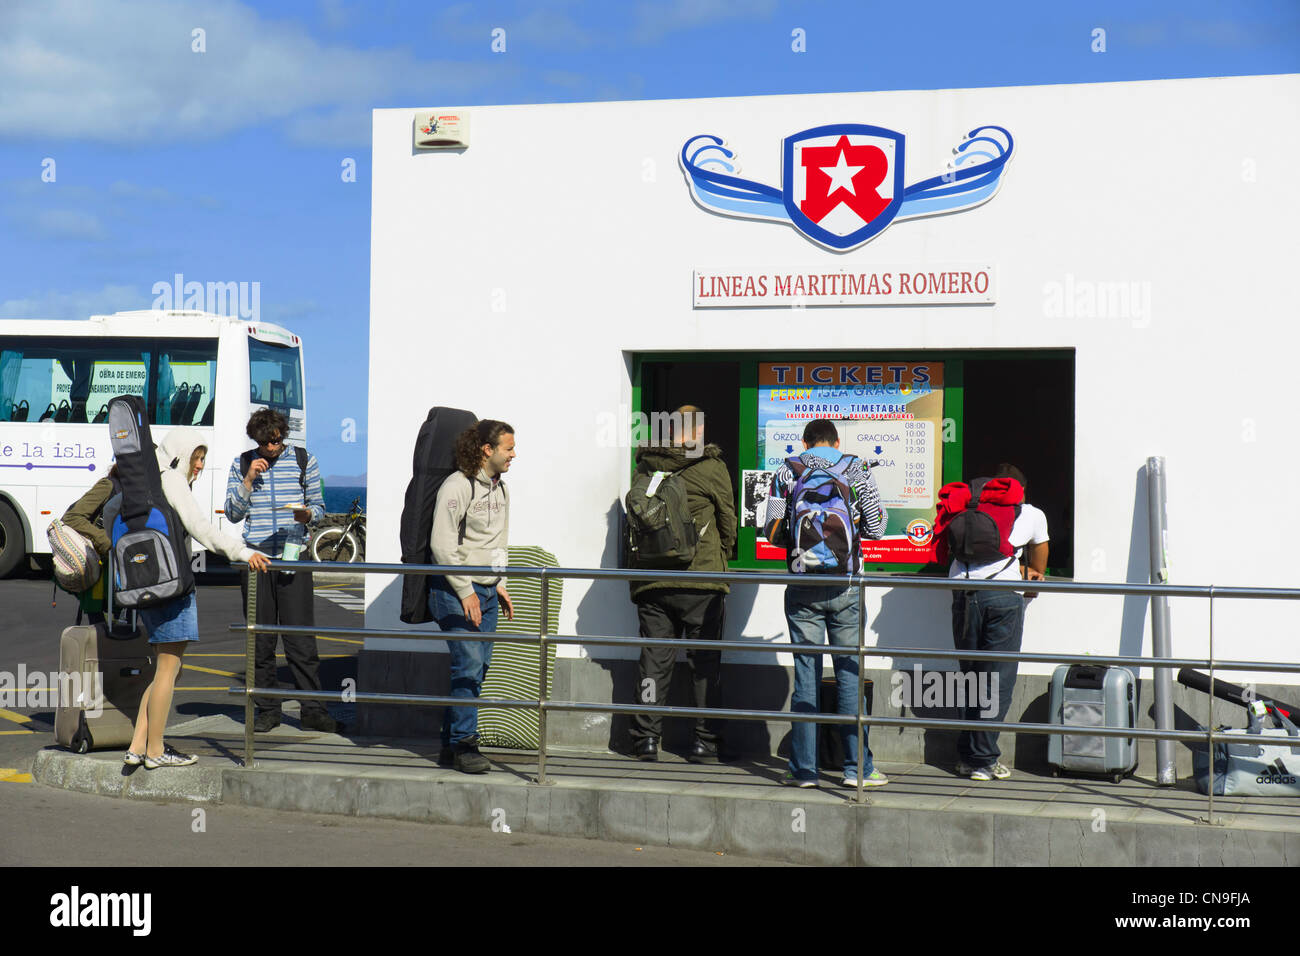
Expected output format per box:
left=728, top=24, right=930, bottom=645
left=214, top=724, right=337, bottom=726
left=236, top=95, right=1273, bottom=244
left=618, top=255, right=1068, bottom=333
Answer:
left=0, top=338, right=152, bottom=424
left=249, top=339, right=303, bottom=410
left=155, top=342, right=218, bottom=426
left=0, top=336, right=218, bottom=425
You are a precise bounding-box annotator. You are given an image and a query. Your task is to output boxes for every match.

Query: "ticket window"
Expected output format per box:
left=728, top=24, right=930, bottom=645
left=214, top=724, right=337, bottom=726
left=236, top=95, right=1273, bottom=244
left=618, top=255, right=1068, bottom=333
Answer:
left=633, top=351, right=1074, bottom=577
left=637, top=360, right=741, bottom=487
left=961, top=355, right=1074, bottom=577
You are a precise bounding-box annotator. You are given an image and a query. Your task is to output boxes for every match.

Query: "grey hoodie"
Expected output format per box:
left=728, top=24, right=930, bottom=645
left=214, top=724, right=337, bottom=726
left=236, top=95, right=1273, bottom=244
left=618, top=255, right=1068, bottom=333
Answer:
left=156, top=427, right=254, bottom=565
left=430, top=468, right=509, bottom=599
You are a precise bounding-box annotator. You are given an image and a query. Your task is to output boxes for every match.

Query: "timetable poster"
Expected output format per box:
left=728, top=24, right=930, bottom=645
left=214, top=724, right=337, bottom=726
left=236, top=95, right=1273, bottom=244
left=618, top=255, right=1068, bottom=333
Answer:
left=756, top=361, right=944, bottom=564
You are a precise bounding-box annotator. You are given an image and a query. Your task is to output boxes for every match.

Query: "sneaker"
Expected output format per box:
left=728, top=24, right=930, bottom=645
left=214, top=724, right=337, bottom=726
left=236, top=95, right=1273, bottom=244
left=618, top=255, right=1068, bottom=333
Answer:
left=253, top=712, right=281, bottom=733
left=957, top=760, right=1011, bottom=781
left=143, top=744, right=198, bottom=769
left=123, top=750, right=144, bottom=767
left=780, top=771, right=819, bottom=789
left=842, top=770, right=889, bottom=788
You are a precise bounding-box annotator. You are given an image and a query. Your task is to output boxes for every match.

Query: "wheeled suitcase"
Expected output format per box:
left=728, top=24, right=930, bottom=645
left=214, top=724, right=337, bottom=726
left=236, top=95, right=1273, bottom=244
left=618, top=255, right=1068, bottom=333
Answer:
left=53, top=561, right=155, bottom=753
left=1047, top=664, right=1138, bottom=782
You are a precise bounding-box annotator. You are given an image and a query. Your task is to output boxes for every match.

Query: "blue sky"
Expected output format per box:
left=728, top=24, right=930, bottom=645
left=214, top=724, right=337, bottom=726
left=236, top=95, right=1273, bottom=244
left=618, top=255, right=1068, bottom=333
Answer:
left=1, top=0, right=1295, bottom=478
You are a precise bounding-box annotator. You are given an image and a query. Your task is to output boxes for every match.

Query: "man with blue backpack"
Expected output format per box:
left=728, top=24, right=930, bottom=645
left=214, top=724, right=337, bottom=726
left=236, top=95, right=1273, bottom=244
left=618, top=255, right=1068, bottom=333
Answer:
left=764, top=419, right=887, bottom=788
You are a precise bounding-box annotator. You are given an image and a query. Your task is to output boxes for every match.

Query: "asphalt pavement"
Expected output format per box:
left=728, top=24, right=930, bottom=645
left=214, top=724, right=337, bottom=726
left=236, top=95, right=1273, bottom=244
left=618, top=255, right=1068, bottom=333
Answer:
left=0, top=566, right=361, bottom=781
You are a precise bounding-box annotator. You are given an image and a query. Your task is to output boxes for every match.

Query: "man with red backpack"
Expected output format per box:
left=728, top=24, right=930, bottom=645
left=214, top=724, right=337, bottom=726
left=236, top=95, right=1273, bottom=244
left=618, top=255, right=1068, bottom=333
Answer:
left=934, top=463, right=1049, bottom=781
left=764, top=419, right=887, bottom=788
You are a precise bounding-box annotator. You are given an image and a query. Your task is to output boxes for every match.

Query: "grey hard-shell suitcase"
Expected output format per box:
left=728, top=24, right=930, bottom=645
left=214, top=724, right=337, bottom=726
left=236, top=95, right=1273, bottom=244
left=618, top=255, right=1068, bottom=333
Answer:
left=1047, top=664, right=1138, bottom=782
left=53, top=562, right=155, bottom=753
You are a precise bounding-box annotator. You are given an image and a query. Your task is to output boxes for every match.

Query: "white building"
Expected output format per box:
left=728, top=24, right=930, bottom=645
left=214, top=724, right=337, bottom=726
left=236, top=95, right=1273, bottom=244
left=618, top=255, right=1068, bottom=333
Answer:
left=361, top=74, right=1299, bottom=761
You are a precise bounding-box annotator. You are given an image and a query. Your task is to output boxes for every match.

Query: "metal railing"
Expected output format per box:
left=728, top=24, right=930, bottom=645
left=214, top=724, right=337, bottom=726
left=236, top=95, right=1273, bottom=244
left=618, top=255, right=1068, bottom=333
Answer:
left=228, top=561, right=1300, bottom=824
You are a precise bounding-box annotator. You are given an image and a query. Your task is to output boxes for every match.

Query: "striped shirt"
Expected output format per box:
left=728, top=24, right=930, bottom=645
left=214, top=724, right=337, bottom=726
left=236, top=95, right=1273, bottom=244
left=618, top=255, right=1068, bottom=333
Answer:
left=765, top=449, right=887, bottom=540
left=224, top=447, right=325, bottom=558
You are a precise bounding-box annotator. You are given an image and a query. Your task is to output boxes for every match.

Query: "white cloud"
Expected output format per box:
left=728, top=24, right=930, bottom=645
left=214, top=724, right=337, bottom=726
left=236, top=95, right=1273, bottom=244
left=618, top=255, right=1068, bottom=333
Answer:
left=631, top=0, right=779, bottom=43
left=0, top=0, right=503, bottom=146
left=108, top=180, right=174, bottom=202
left=18, top=208, right=110, bottom=240
left=0, top=283, right=145, bottom=319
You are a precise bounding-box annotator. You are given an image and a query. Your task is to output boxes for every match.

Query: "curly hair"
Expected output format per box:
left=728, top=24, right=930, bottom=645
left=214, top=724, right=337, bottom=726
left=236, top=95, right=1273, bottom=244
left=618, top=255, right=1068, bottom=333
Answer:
left=246, top=408, right=289, bottom=444
left=455, top=419, right=514, bottom=477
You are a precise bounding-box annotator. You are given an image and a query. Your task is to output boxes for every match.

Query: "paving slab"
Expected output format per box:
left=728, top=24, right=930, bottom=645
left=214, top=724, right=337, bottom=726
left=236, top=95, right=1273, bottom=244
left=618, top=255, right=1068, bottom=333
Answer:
left=27, top=711, right=1300, bottom=867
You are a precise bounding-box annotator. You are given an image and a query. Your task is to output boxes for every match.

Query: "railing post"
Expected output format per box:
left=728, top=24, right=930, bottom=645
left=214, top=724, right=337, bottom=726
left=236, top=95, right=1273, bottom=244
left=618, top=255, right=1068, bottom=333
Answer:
left=1201, top=587, right=1220, bottom=825
left=243, top=565, right=257, bottom=769
left=855, top=574, right=868, bottom=805
left=536, top=570, right=550, bottom=786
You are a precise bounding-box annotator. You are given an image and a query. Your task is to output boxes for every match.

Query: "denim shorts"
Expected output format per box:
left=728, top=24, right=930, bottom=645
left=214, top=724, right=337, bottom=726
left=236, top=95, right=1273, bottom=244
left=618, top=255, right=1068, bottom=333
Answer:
left=138, top=589, right=199, bottom=644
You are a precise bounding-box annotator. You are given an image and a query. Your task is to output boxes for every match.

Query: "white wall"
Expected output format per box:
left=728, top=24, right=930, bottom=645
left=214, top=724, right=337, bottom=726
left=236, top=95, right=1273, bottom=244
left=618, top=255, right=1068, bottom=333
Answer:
left=367, top=75, right=1300, bottom=682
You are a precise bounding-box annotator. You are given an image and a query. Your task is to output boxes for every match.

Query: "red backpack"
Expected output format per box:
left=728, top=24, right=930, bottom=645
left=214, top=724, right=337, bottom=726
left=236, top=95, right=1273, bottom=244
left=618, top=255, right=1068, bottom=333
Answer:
left=934, top=476, right=1024, bottom=573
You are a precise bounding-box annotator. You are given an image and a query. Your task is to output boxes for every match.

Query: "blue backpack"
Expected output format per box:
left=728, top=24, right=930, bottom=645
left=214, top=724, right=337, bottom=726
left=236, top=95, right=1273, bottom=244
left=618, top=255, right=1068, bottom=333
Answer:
left=784, top=454, right=860, bottom=574
left=106, top=395, right=195, bottom=607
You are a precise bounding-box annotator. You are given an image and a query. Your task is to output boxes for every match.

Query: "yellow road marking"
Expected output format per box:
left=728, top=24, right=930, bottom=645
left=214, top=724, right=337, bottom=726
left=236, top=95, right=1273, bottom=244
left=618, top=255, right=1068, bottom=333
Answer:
left=0, top=769, right=33, bottom=782
left=0, top=730, right=34, bottom=736
left=182, top=664, right=241, bottom=678
left=0, top=708, right=34, bottom=725
left=316, top=636, right=363, bottom=645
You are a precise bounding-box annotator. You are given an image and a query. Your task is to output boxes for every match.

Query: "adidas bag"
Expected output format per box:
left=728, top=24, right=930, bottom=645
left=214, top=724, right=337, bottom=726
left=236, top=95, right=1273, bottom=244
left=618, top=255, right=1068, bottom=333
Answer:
left=1193, top=706, right=1300, bottom=797
left=47, top=519, right=102, bottom=594
left=106, top=395, right=195, bottom=608
left=625, top=462, right=701, bottom=569
left=785, top=454, right=859, bottom=574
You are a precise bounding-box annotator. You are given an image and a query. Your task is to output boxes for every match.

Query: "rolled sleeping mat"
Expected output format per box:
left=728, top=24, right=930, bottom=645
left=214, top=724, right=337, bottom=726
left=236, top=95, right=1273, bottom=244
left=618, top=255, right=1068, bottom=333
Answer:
left=1176, top=668, right=1298, bottom=720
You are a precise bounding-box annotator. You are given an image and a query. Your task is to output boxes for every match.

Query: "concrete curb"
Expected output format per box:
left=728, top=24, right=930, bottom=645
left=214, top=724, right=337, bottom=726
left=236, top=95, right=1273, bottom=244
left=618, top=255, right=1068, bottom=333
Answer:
left=29, top=744, right=1300, bottom=866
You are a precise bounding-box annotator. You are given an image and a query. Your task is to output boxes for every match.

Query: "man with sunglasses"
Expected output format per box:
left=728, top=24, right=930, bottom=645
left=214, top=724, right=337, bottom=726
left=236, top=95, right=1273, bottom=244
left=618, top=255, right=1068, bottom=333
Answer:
left=225, top=408, right=338, bottom=734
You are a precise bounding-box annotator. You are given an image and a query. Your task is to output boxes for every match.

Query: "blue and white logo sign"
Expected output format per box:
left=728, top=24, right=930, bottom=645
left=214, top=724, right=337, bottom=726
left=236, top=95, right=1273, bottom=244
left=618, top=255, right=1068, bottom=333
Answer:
left=681, top=124, right=1014, bottom=252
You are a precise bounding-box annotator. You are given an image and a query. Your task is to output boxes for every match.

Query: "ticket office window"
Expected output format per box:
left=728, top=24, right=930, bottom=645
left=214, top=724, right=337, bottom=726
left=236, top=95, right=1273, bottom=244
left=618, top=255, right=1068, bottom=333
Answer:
left=634, top=351, right=1074, bottom=577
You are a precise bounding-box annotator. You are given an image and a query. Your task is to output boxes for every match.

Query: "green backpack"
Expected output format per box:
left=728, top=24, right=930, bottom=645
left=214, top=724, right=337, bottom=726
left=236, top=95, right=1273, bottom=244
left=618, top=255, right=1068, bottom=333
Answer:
left=625, top=461, right=702, bottom=569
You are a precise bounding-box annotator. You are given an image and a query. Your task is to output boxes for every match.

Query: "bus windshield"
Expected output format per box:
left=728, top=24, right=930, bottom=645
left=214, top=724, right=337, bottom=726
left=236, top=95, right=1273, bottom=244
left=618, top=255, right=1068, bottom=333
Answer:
left=248, top=338, right=303, bottom=410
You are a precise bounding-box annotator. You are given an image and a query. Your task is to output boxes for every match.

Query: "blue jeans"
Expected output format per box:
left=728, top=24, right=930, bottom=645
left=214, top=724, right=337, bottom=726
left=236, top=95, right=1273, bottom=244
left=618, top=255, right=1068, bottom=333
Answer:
left=430, top=582, right=499, bottom=748
left=784, top=584, right=872, bottom=781
left=952, top=588, right=1024, bottom=767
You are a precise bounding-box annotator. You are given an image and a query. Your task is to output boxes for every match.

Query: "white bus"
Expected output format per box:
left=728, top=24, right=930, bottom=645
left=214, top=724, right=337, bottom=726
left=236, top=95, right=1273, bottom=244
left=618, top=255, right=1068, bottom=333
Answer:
left=0, top=310, right=307, bottom=577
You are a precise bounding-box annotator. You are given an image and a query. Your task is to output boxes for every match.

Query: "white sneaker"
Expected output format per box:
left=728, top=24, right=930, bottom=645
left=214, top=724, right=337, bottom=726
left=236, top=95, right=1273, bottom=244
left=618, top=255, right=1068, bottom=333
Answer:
left=842, top=770, right=889, bottom=788
left=144, top=744, right=198, bottom=769
left=957, top=760, right=1010, bottom=781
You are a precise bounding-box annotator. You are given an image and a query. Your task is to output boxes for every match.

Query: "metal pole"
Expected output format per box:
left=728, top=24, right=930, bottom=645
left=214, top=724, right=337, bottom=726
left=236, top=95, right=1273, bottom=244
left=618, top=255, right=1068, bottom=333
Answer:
left=1147, top=457, right=1177, bottom=785
left=536, top=570, right=550, bottom=786
left=243, top=566, right=257, bottom=769
left=855, top=577, right=867, bottom=805
left=1203, top=589, right=1220, bottom=825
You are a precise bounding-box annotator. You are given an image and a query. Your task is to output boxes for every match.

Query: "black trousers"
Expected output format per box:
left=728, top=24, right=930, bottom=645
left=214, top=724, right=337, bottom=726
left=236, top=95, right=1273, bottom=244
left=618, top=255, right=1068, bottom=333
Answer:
left=240, top=569, right=326, bottom=718
left=632, top=588, right=726, bottom=744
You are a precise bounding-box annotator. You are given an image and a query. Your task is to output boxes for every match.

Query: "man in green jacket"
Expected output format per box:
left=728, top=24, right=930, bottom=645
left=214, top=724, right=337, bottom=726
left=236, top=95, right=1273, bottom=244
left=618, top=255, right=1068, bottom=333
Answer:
left=628, top=406, right=737, bottom=763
